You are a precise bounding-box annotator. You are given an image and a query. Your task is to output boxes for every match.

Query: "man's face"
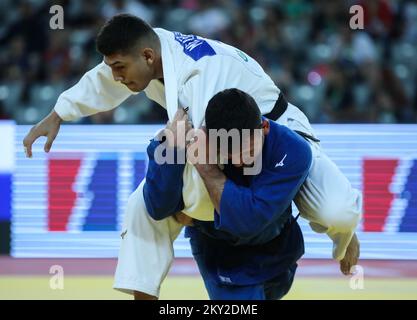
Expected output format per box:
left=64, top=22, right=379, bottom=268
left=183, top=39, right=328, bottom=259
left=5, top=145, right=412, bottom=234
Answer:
left=219, top=119, right=270, bottom=168
left=104, top=50, right=154, bottom=92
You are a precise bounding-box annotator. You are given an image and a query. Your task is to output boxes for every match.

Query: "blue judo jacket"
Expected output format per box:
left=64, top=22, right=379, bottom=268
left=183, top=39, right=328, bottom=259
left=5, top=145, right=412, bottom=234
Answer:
left=143, top=120, right=312, bottom=285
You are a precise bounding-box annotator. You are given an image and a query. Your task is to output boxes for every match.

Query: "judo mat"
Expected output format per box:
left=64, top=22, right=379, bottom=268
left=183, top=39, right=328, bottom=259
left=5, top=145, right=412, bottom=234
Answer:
left=1, top=258, right=416, bottom=300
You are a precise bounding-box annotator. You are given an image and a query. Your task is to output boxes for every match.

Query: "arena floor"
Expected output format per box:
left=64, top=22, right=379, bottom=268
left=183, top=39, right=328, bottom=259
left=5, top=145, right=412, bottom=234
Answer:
left=1, top=258, right=416, bottom=300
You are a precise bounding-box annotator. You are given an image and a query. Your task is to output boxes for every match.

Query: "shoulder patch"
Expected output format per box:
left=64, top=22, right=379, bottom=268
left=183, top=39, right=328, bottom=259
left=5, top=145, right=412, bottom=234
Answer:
left=236, top=49, right=248, bottom=62
left=173, top=32, right=216, bottom=61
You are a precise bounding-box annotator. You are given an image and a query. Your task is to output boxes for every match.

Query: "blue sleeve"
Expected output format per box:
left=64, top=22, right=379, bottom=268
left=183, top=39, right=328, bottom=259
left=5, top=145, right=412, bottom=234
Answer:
left=143, top=139, right=185, bottom=220
left=214, top=137, right=312, bottom=239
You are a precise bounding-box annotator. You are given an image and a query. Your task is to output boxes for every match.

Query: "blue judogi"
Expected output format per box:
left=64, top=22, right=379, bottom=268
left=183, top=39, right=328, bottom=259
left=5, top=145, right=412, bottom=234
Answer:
left=143, top=120, right=312, bottom=299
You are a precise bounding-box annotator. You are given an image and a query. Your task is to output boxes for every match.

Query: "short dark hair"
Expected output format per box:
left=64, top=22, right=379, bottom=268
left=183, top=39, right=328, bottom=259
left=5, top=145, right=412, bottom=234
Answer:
left=96, top=14, right=158, bottom=56
left=205, top=89, right=262, bottom=132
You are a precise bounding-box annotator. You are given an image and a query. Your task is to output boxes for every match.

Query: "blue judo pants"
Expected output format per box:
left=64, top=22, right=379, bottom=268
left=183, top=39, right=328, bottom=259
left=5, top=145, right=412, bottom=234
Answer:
left=188, top=216, right=304, bottom=300
left=197, top=262, right=298, bottom=300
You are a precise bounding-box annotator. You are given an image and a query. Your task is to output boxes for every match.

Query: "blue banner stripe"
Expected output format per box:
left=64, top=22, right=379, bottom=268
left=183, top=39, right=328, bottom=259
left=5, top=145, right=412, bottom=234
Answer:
left=399, top=160, right=417, bottom=232
left=82, top=158, right=118, bottom=231
left=0, top=174, right=11, bottom=222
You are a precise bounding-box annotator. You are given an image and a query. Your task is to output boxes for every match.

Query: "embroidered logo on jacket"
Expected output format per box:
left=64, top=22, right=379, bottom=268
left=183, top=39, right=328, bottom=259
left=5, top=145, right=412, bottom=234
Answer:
left=275, top=154, right=287, bottom=167
left=173, top=32, right=216, bottom=61
left=236, top=49, right=248, bottom=62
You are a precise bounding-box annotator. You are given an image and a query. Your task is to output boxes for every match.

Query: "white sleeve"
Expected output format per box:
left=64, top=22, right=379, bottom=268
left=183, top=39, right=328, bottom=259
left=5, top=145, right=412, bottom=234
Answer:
left=309, top=221, right=358, bottom=261
left=308, top=190, right=362, bottom=261
left=54, top=61, right=133, bottom=121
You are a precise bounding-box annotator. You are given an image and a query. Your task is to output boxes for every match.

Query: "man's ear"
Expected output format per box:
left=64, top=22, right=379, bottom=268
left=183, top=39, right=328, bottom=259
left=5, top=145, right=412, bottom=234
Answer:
left=262, top=119, right=270, bottom=135
left=143, top=48, right=155, bottom=65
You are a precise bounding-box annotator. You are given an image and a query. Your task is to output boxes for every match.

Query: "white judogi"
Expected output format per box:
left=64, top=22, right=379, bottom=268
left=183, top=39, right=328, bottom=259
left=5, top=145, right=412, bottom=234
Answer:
left=54, top=28, right=362, bottom=297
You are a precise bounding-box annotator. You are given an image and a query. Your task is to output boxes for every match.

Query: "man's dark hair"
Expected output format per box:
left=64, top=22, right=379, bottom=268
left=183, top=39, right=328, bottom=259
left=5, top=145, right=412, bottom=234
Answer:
left=96, top=14, right=158, bottom=56
left=205, top=88, right=262, bottom=132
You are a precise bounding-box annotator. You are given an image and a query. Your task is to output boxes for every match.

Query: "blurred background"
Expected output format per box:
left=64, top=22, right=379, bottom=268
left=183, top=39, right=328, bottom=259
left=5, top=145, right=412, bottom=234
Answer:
left=1, top=0, right=417, bottom=124
left=0, top=0, right=417, bottom=300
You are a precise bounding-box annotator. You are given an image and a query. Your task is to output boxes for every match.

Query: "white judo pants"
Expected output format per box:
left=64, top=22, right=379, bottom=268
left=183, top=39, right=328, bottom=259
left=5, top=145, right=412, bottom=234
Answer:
left=113, top=103, right=362, bottom=297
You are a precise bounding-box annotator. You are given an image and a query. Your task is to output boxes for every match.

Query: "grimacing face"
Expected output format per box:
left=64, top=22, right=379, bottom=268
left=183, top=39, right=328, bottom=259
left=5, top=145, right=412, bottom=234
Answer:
left=104, top=48, right=156, bottom=92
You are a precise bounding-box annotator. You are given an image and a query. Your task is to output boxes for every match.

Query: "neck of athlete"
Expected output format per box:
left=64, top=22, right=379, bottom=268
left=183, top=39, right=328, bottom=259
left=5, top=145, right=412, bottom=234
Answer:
left=152, top=48, right=164, bottom=81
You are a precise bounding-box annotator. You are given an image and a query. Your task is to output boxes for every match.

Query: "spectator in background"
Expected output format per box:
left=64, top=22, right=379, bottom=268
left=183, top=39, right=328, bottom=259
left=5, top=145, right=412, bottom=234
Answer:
left=102, top=0, right=154, bottom=23
left=323, top=61, right=359, bottom=123
left=331, top=25, right=378, bottom=67
left=187, top=0, right=230, bottom=38
left=0, top=101, right=10, bottom=120
left=401, top=0, right=417, bottom=43
left=256, top=6, right=287, bottom=69
left=0, top=0, right=48, bottom=55
left=3, top=37, right=31, bottom=83
left=221, top=6, right=257, bottom=57
left=361, top=0, right=394, bottom=39
left=43, top=31, right=71, bottom=83
left=370, top=66, right=412, bottom=123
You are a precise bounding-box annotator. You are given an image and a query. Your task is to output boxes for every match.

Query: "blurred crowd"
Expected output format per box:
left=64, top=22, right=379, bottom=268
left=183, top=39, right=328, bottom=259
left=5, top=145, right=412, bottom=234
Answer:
left=0, top=0, right=416, bottom=124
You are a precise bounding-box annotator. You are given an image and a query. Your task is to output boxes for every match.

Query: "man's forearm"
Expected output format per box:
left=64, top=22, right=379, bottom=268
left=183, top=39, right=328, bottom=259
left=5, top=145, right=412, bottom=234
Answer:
left=194, top=164, right=226, bottom=213
left=50, top=110, right=64, bottom=124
